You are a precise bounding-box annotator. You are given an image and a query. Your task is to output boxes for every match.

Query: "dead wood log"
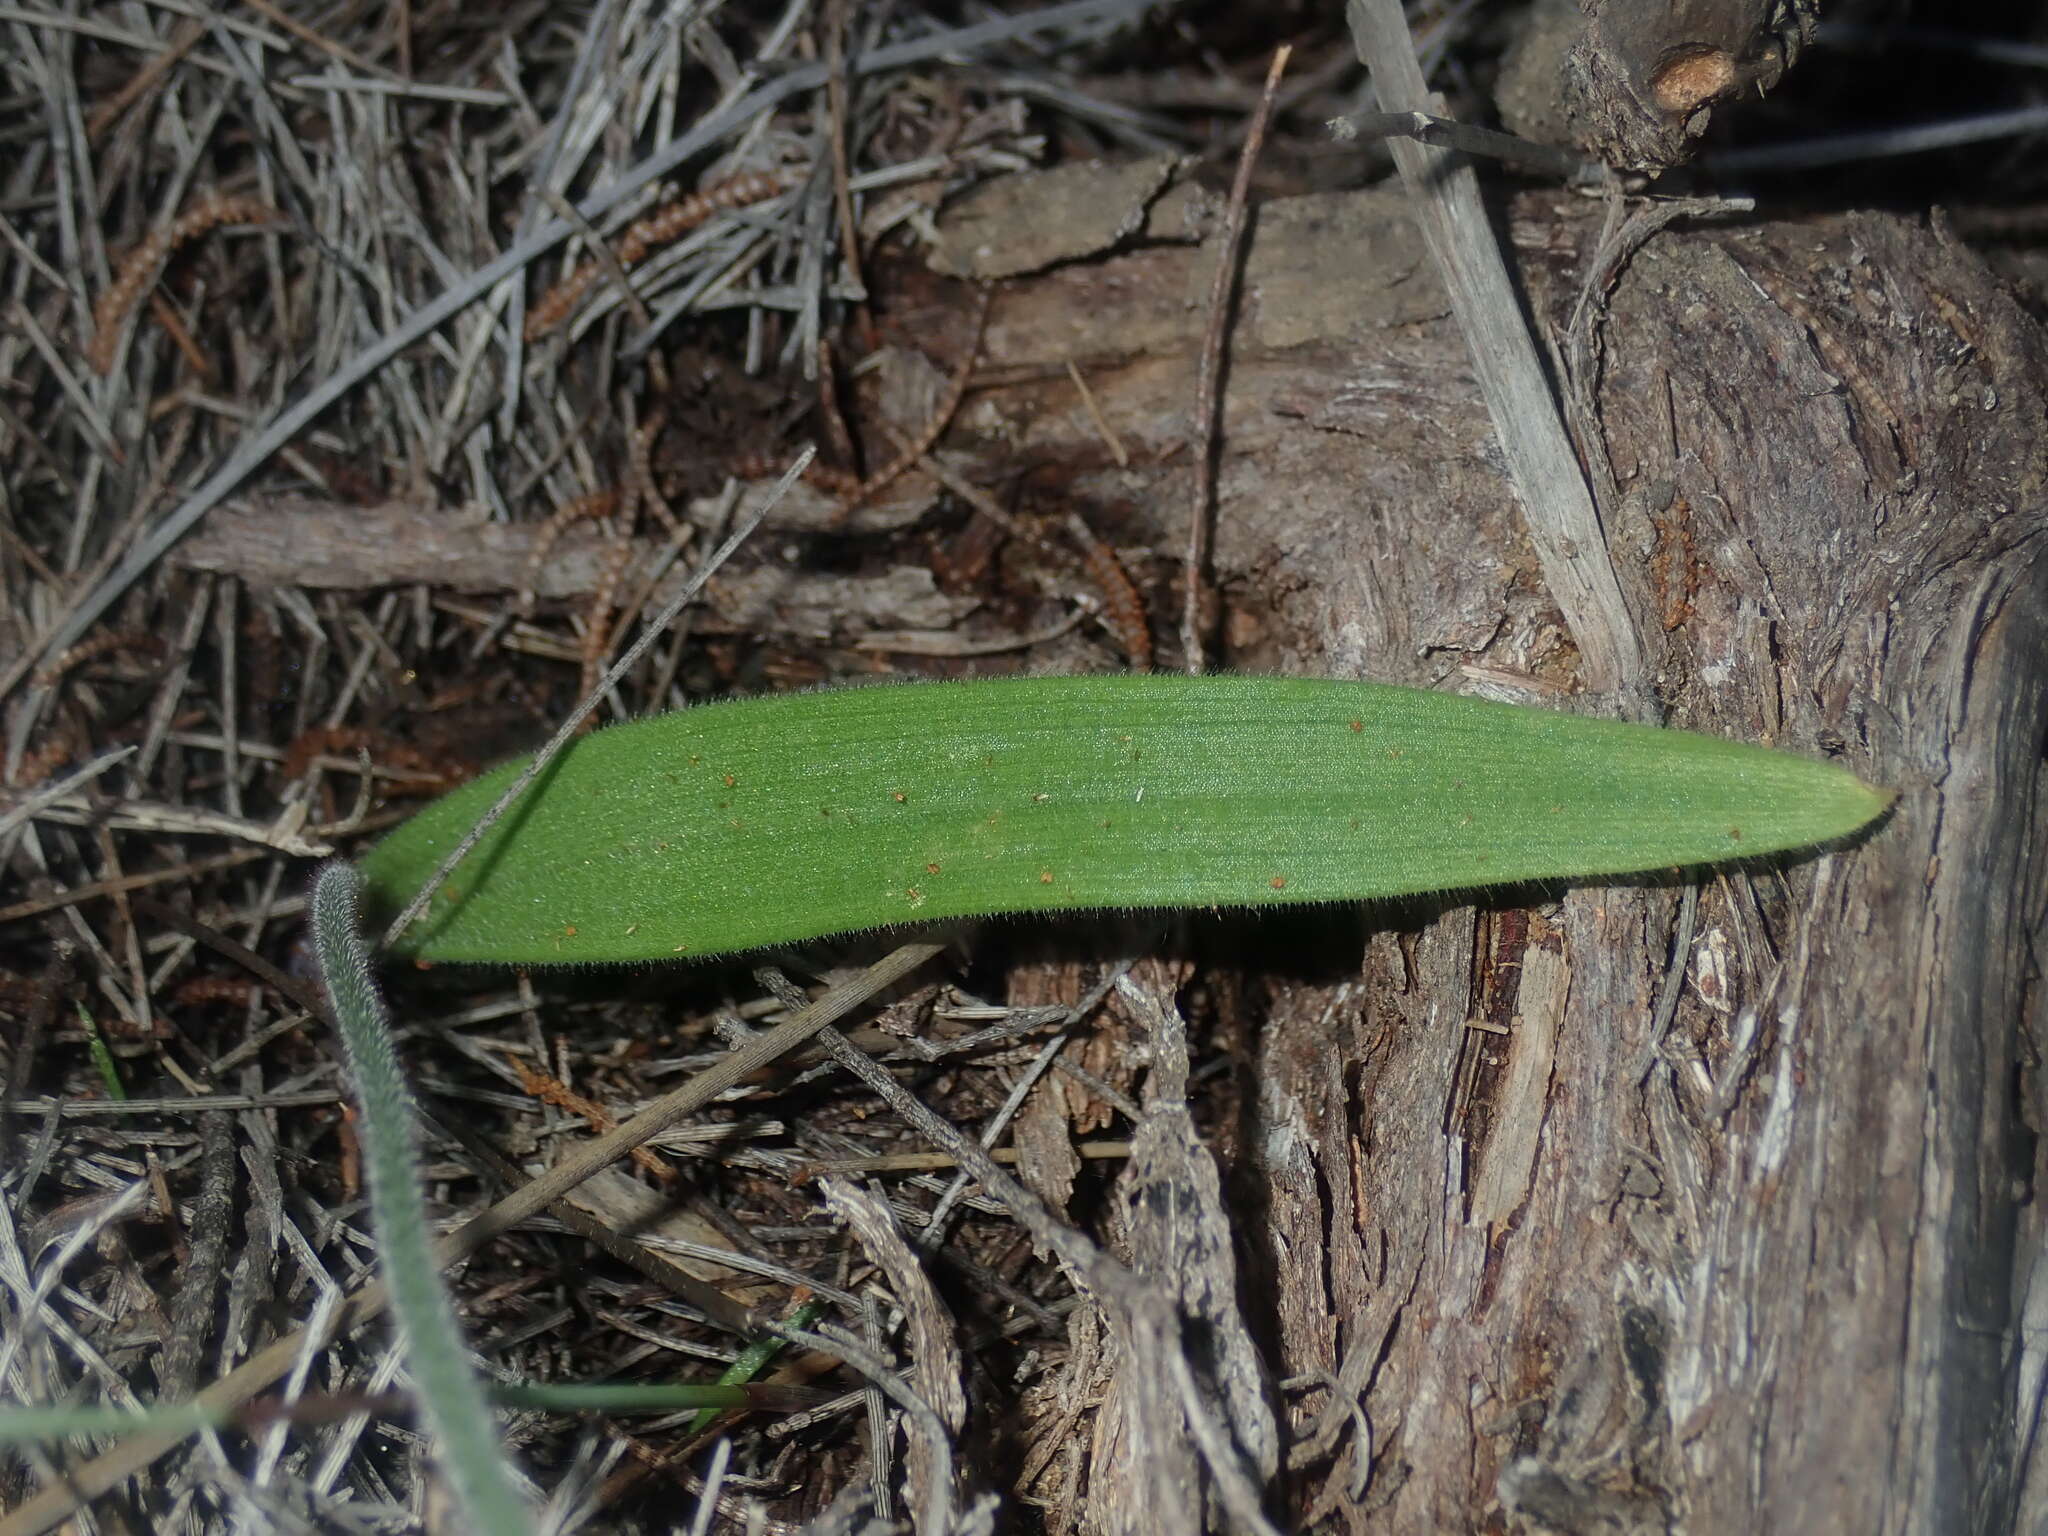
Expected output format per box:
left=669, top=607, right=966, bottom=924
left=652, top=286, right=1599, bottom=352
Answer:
left=1496, top=0, right=1821, bottom=171
left=928, top=181, right=2046, bottom=1530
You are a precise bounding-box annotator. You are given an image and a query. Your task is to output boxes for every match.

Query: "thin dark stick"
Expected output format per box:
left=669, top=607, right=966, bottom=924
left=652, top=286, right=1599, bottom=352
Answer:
left=823, top=0, right=872, bottom=347
left=1184, top=45, right=1290, bottom=675
left=134, top=894, right=330, bottom=1016
left=538, top=186, right=652, bottom=335
left=0, top=941, right=71, bottom=1165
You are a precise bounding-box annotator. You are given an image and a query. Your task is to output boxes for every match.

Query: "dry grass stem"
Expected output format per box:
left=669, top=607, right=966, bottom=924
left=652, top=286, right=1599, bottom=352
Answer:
left=1342, top=0, right=1646, bottom=697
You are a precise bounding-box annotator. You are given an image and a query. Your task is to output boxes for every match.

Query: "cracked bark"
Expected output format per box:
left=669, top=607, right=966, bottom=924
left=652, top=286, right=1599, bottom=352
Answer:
left=932, top=185, right=2046, bottom=1531
left=1496, top=0, right=1821, bottom=172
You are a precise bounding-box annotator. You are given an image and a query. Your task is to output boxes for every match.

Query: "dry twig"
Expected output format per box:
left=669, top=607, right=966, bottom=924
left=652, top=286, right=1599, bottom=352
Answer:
left=1183, top=45, right=1289, bottom=673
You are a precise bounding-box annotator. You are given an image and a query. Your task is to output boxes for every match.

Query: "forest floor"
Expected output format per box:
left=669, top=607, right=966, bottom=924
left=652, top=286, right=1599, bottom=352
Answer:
left=2, top=3, right=2045, bottom=1532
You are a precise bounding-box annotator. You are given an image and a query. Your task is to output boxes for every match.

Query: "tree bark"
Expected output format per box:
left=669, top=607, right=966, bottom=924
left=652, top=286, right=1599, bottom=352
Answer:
left=157, top=171, right=2048, bottom=1530
left=931, top=181, right=2047, bottom=1531
left=1497, top=0, right=1820, bottom=170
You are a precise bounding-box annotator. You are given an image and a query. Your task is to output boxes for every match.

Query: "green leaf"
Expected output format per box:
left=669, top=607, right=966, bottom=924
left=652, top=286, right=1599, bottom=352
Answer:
left=358, top=675, right=1891, bottom=966
left=77, top=1003, right=124, bottom=1100
left=688, top=1298, right=824, bottom=1433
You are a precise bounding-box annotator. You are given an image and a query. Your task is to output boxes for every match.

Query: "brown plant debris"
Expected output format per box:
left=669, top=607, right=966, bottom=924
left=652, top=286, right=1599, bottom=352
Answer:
left=522, top=169, right=790, bottom=341
left=87, top=193, right=283, bottom=375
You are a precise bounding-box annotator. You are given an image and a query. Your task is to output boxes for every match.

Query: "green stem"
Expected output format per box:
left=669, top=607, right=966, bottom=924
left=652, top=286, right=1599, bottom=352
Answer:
left=689, top=1299, right=826, bottom=1435
left=310, top=863, right=533, bottom=1536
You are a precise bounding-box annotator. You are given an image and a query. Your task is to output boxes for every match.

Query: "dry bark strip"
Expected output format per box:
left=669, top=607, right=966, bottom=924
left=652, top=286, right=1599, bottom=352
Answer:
left=168, top=497, right=975, bottom=638
left=818, top=1178, right=967, bottom=1533
left=910, top=183, right=2045, bottom=1530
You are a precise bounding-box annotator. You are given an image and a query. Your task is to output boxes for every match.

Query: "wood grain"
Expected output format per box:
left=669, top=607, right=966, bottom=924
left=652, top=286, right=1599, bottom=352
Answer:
left=160, top=173, right=2046, bottom=1527
left=907, top=181, right=2043, bottom=1530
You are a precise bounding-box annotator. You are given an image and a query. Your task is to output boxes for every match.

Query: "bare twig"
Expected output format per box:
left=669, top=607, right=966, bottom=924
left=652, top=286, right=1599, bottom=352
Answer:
left=1329, top=108, right=1594, bottom=180
left=0, top=748, right=135, bottom=837
left=1184, top=45, right=1289, bottom=674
